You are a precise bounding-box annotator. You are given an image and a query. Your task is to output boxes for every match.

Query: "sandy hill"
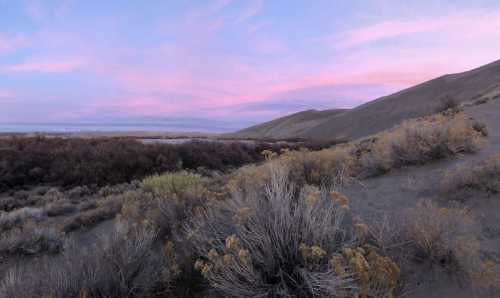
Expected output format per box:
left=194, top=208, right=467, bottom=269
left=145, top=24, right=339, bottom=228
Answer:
left=234, top=109, right=347, bottom=139
left=234, top=59, right=500, bottom=140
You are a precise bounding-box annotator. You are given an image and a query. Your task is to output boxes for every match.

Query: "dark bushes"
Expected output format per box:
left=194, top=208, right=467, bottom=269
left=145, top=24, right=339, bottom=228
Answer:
left=0, top=137, right=337, bottom=191
left=435, top=95, right=460, bottom=113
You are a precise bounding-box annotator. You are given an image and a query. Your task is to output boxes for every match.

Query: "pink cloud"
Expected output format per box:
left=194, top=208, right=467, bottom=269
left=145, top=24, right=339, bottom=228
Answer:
left=3, top=58, right=86, bottom=73
left=336, top=19, right=445, bottom=49
left=331, top=11, right=500, bottom=49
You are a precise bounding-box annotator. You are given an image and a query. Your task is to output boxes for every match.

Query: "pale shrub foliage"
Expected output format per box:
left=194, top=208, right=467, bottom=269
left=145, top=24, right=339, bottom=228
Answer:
left=121, top=172, right=207, bottom=235
left=359, top=113, right=486, bottom=175
left=231, top=113, right=487, bottom=186
left=0, top=207, right=46, bottom=231
left=0, top=222, right=171, bottom=298
left=188, top=162, right=400, bottom=297
left=403, top=200, right=499, bottom=288
left=0, top=225, right=63, bottom=258
left=442, top=153, right=500, bottom=196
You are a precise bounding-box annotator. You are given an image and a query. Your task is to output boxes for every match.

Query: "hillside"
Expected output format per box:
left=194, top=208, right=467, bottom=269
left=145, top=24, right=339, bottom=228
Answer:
left=233, top=108, right=347, bottom=139
left=234, top=59, right=500, bottom=140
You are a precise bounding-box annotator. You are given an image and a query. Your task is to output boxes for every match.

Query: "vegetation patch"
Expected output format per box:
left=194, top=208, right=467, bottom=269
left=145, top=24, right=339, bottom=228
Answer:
left=0, top=224, right=172, bottom=298
left=442, top=153, right=500, bottom=197
left=0, top=226, right=63, bottom=259
left=188, top=163, right=400, bottom=297
left=228, top=113, right=487, bottom=190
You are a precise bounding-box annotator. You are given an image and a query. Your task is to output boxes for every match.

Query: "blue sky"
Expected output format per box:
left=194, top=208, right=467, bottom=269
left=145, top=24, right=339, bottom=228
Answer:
left=1, top=0, right=500, bottom=131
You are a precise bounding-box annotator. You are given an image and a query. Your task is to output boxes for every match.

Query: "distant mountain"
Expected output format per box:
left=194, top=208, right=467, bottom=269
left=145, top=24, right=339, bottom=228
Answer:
left=233, top=59, right=500, bottom=140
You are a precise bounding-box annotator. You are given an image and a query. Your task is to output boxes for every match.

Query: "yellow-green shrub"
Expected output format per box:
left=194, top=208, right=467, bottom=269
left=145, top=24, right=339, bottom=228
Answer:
left=142, top=171, right=204, bottom=199
left=121, top=172, right=207, bottom=237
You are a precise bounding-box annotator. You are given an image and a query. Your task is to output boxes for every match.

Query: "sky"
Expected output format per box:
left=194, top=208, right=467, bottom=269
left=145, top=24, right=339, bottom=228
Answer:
left=1, top=0, right=500, bottom=132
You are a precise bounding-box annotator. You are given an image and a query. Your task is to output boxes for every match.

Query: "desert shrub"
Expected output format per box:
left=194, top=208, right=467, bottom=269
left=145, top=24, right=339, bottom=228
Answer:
left=121, top=172, right=207, bottom=238
left=0, top=190, right=45, bottom=211
left=442, top=153, right=500, bottom=197
left=435, top=95, right=460, bottom=113
left=227, top=147, right=356, bottom=195
left=0, top=207, right=46, bottom=232
left=0, top=196, right=20, bottom=212
left=142, top=171, right=203, bottom=198
left=60, top=197, right=122, bottom=233
left=98, top=181, right=140, bottom=197
left=77, top=200, right=99, bottom=212
left=403, top=201, right=477, bottom=267
left=357, top=113, right=486, bottom=176
left=281, top=147, right=356, bottom=189
left=401, top=200, right=498, bottom=287
left=67, top=185, right=92, bottom=200
left=42, top=187, right=66, bottom=203
left=187, top=163, right=400, bottom=297
left=45, top=202, right=77, bottom=217
left=0, top=226, right=63, bottom=259
left=0, top=223, right=172, bottom=298
left=232, top=113, right=486, bottom=185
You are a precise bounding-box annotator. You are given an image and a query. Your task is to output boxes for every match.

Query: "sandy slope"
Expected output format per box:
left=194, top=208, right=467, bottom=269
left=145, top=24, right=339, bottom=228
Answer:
left=342, top=99, right=500, bottom=297
left=233, top=109, right=347, bottom=139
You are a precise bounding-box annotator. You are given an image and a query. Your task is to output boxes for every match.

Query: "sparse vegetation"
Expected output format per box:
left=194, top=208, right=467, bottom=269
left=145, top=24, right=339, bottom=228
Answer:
left=401, top=200, right=499, bottom=289
left=435, top=95, right=460, bottom=113
left=0, top=226, right=63, bottom=259
left=0, top=207, right=46, bottom=232
left=0, top=224, right=171, bottom=298
left=59, top=196, right=122, bottom=232
left=442, top=153, right=500, bottom=197
left=228, top=113, right=487, bottom=188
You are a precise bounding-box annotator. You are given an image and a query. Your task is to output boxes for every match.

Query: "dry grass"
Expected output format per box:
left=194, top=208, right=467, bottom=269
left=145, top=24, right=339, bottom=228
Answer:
left=0, top=207, right=46, bottom=232
left=442, top=153, right=500, bottom=197
left=0, top=223, right=171, bottom=298
left=0, top=225, right=63, bottom=259
left=45, top=202, right=77, bottom=217
left=59, top=197, right=122, bottom=233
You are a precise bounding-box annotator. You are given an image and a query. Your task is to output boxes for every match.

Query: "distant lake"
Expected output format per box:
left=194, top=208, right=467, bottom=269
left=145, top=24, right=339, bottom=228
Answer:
left=0, top=123, right=206, bottom=133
